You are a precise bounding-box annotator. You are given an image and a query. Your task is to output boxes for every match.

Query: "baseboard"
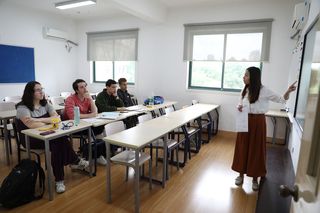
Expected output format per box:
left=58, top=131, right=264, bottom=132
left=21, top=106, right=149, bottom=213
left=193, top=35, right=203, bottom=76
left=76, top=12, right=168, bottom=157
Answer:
left=266, top=137, right=286, bottom=145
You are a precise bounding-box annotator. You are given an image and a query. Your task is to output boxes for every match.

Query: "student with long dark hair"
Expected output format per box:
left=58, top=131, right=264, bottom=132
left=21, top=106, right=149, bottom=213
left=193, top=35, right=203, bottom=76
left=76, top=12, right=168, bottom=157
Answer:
left=231, top=67, right=296, bottom=191
left=16, top=81, right=89, bottom=194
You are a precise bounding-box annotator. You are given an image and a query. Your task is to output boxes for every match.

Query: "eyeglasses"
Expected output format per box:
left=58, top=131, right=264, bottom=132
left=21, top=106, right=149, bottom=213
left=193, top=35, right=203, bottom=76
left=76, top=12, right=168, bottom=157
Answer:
left=34, top=88, right=45, bottom=93
left=61, top=121, right=74, bottom=130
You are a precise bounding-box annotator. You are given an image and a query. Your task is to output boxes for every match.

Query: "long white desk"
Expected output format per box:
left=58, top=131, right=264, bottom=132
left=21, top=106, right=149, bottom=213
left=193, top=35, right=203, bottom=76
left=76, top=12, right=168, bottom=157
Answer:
left=82, top=101, right=178, bottom=128
left=103, top=103, right=219, bottom=213
left=126, top=101, right=178, bottom=117
left=22, top=120, right=92, bottom=201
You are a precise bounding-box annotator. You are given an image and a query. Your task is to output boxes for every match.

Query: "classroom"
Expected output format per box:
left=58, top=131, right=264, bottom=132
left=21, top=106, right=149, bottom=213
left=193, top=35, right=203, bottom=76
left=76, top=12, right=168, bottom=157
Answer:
left=0, top=0, right=319, bottom=212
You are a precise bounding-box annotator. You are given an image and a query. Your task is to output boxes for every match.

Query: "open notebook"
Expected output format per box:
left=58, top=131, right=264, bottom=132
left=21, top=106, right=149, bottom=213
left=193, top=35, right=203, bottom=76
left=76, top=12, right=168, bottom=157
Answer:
left=98, top=112, right=121, bottom=120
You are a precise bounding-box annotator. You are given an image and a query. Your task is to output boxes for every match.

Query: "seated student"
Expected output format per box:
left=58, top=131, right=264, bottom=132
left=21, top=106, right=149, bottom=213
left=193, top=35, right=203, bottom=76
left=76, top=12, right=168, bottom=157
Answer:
left=95, top=79, right=125, bottom=112
left=63, top=79, right=106, bottom=165
left=16, top=81, right=89, bottom=194
left=117, top=78, right=134, bottom=107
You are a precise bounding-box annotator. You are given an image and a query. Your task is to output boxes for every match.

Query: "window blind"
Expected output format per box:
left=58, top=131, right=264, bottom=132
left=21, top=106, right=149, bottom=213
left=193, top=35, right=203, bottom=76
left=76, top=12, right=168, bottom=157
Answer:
left=87, top=28, right=139, bottom=61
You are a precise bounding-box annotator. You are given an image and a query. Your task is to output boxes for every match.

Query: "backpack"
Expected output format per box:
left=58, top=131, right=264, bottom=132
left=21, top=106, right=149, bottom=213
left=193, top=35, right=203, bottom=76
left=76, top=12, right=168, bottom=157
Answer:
left=144, top=96, right=164, bottom=105
left=0, top=159, right=45, bottom=208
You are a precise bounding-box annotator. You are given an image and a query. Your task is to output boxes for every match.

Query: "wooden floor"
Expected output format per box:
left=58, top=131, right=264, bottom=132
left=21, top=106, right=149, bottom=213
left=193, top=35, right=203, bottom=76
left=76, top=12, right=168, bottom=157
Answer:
left=0, top=132, right=258, bottom=213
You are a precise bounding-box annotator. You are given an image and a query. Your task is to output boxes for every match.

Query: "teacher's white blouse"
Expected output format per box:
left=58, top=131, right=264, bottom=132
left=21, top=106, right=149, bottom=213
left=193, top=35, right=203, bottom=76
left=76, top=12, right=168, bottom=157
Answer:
left=239, top=86, right=286, bottom=114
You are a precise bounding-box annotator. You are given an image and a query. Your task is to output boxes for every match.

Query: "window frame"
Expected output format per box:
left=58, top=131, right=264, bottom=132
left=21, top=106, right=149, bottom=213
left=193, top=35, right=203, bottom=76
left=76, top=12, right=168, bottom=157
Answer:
left=188, top=60, right=263, bottom=92
left=92, top=61, right=135, bottom=85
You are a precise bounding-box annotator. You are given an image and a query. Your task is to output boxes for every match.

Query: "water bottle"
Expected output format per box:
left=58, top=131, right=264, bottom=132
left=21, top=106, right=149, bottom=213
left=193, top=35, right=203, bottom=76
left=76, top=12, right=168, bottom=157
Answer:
left=73, top=106, right=80, bottom=126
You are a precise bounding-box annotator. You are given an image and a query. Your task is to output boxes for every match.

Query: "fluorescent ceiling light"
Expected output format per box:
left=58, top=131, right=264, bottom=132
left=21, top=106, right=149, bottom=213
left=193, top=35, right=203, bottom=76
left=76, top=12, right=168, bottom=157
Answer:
left=55, top=0, right=96, bottom=10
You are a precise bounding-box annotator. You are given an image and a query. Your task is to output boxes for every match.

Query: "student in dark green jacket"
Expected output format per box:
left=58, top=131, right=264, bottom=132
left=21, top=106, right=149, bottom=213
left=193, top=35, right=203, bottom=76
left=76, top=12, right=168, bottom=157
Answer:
left=95, top=79, right=125, bottom=113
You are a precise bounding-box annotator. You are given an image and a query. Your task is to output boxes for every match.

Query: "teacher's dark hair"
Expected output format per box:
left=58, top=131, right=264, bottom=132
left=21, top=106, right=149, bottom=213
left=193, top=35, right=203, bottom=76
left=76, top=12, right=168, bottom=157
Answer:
left=16, top=81, right=47, bottom=111
left=242, top=67, right=262, bottom=103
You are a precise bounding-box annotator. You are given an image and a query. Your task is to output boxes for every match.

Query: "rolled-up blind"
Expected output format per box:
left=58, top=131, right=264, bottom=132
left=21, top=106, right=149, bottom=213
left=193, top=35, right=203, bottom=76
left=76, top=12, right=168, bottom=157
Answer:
left=87, top=28, right=139, bottom=61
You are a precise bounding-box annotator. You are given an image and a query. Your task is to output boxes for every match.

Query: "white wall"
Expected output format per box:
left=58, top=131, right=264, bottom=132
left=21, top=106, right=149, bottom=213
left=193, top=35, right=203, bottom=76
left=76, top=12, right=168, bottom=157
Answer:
left=77, top=0, right=295, bottom=132
left=0, top=2, right=77, bottom=100
left=0, top=0, right=296, bottom=136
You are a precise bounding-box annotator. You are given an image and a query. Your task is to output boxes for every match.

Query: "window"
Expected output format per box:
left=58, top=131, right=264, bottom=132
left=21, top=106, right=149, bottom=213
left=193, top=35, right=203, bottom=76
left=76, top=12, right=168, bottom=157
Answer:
left=93, top=61, right=135, bottom=84
left=184, top=20, right=272, bottom=91
left=87, top=28, right=138, bottom=84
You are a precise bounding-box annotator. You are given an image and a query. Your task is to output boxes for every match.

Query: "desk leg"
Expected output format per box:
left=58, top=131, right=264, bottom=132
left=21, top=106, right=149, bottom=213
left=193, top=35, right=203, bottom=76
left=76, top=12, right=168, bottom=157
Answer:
left=134, top=148, right=140, bottom=213
left=284, top=118, right=291, bottom=145
left=207, top=112, right=213, bottom=141
left=162, top=135, right=167, bottom=188
left=270, top=117, right=277, bottom=144
left=25, top=135, right=31, bottom=159
left=196, top=117, right=202, bottom=150
left=214, top=108, right=219, bottom=135
left=44, top=139, right=54, bottom=201
left=3, top=119, right=10, bottom=165
left=88, top=128, right=92, bottom=177
left=106, top=142, right=112, bottom=203
left=181, top=125, right=189, bottom=165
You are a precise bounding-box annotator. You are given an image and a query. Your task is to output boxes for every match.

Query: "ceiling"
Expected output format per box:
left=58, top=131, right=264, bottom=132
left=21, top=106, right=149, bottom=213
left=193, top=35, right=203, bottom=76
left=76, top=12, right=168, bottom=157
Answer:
left=1, top=0, right=294, bottom=21
left=1, top=0, right=128, bottom=20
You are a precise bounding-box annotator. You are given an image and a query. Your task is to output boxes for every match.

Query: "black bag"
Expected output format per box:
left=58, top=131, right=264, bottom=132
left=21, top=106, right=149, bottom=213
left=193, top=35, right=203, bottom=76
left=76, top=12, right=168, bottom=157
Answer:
left=0, top=159, right=45, bottom=208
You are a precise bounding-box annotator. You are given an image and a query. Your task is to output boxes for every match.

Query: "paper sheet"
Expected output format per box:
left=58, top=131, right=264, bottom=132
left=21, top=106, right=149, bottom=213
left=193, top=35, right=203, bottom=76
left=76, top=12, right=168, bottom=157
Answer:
left=235, top=106, right=248, bottom=132
left=81, top=118, right=101, bottom=124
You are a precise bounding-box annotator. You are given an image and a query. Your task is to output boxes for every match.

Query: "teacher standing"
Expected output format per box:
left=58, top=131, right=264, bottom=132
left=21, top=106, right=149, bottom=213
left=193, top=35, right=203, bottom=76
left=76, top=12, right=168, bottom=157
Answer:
left=231, top=67, right=296, bottom=191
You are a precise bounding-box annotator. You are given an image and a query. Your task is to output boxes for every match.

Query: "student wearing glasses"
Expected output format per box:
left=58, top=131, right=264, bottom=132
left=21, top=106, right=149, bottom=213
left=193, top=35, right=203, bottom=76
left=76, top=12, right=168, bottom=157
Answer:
left=16, top=81, right=89, bottom=194
left=63, top=79, right=106, bottom=165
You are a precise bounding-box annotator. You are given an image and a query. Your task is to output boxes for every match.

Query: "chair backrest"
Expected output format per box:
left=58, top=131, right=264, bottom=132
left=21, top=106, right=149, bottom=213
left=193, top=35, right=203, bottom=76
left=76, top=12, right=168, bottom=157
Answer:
left=131, top=96, right=138, bottom=105
left=90, top=93, right=97, bottom=100
left=0, top=102, right=16, bottom=111
left=50, top=96, right=65, bottom=106
left=192, top=100, right=199, bottom=105
left=13, top=118, right=27, bottom=147
left=104, top=121, right=126, bottom=136
left=4, top=96, right=21, bottom=103
left=60, top=92, right=72, bottom=98
left=137, top=113, right=152, bottom=124
left=164, top=106, right=175, bottom=115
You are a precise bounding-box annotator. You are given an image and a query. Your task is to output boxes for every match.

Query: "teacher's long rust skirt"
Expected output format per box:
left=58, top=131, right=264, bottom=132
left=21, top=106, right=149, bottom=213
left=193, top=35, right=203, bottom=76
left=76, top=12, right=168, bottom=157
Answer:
left=232, top=114, right=267, bottom=177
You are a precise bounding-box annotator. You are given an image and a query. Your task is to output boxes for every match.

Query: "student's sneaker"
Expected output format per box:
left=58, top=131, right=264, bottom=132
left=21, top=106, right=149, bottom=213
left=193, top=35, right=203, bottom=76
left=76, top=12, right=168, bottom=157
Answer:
left=97, top=155, right=107, bottom=165
left=252, top=180, right=259, bottom=191
left=56, top=181, right=65, bottom=194
left=235, top=176, right=243, bottom=186
left=70, top=158, right=89, bottom=170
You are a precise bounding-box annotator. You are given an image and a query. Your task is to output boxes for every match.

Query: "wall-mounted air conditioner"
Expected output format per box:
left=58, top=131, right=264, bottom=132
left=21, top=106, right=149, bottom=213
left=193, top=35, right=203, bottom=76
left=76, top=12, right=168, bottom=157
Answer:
left=42, top=26, right=78, bottom=52
left=290, top=1, right=310, bottom=39
left=43, top=27, right=68, bottom=40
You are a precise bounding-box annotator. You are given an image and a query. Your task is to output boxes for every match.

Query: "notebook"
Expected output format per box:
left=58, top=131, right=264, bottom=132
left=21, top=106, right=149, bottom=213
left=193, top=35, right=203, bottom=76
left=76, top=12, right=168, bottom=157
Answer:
left=98, top=112, right=121, bottom=120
